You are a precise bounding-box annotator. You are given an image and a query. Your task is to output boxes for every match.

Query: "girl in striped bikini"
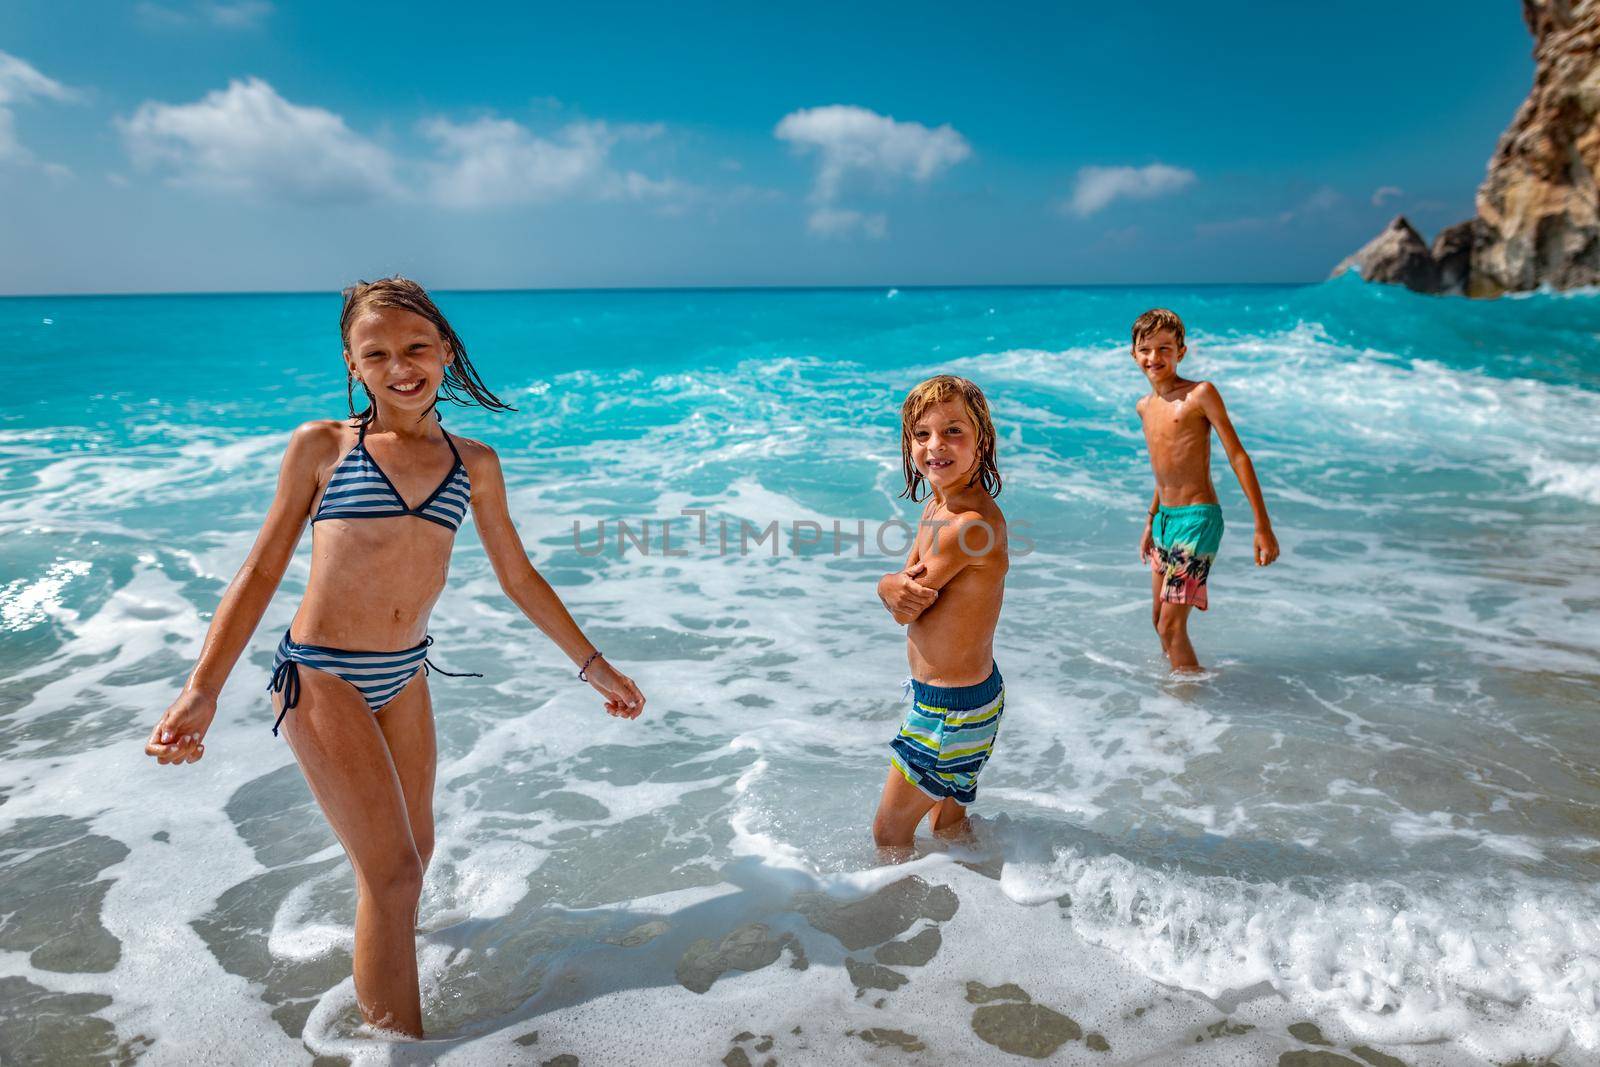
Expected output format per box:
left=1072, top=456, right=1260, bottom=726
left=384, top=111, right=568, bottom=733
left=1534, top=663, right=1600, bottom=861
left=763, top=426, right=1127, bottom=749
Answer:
left=143, top=277, right=645, bottom=1037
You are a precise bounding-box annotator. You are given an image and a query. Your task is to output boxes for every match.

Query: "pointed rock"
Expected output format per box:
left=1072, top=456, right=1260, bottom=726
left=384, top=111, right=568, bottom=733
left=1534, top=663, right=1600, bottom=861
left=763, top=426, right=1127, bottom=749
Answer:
left=1332, top=216, right=1440, bottom=293
left=1431, top=220, right=1476, bottom=294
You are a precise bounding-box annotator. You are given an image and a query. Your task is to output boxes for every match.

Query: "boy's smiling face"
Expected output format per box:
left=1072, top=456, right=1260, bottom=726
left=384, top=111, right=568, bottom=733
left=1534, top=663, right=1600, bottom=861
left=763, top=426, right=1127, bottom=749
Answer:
left=1133, top=328, right=1186, bottom=388
left=911, top=398, right=979, bottom=493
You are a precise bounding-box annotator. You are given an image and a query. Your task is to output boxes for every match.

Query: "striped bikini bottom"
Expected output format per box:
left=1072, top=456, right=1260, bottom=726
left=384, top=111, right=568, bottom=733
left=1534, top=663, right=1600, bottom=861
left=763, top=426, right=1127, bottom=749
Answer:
left=267, top=629, right=480, bottom=736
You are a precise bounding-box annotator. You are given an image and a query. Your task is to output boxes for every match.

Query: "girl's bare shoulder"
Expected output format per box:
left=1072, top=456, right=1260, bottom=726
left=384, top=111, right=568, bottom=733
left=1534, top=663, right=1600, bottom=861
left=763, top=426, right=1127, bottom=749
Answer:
left=285, top=419, right=352, bottom=465
left=448, top=433, right=501, bottom=480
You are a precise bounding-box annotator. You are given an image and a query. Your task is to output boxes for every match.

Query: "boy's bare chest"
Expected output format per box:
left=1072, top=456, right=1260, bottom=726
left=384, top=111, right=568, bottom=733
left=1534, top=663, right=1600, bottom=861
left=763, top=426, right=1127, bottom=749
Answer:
left=1141, top=398, right=1209, bottom=447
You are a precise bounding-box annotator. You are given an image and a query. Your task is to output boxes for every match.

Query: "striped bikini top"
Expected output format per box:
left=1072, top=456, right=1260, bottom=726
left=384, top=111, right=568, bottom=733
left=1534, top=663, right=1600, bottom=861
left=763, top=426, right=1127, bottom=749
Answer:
left=312, top=419, right=472, bottom=531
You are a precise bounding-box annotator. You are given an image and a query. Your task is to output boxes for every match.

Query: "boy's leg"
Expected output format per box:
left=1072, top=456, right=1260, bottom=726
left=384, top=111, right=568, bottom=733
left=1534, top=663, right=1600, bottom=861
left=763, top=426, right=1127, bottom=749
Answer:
left=928, top=797, right=969, bottom=837
left=873, top=766, right=938, bottom=852
left=1151, top=569, right=1167, bottom=653
left=1156, top=601, right=1201, bottom=672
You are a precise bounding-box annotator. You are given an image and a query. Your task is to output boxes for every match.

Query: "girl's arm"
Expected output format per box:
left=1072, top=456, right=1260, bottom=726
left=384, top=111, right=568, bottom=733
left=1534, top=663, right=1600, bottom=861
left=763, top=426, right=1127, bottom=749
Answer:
left=146, top=422, right=334, bottom=764
left=467, top=443, right=644, bottom=719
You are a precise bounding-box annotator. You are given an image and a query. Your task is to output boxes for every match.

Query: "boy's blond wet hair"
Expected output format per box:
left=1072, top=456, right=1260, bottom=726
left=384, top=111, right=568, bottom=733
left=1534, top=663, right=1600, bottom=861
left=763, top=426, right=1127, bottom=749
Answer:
left=1131, top=307, right=1186, bottom=348
left=899, top=374, right=1002, bottom=501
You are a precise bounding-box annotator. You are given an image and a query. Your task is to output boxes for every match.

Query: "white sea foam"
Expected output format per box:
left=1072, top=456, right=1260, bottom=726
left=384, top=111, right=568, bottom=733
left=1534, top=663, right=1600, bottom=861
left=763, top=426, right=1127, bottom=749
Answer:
left=1528, top=454, right=1600, bottom=505
left=0, top=558, right=91, bottom=631
left=1000, top=845, right=1600, bottom=1059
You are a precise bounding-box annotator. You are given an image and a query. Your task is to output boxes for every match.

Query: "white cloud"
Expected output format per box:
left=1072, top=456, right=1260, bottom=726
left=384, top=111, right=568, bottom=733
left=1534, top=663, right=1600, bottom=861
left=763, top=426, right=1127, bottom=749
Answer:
left=1065, top=163, right=1196, bottom=217
left=118, top=77, right=402, bottom=203
left=1195, top=185, right=1345, bottom=239
left=808, top=208, right=887, bottom=239
left=775, top=104, right=970, bottom=237
left=420, top=117, right=681, bottom=209
left=207, top=1, right=273, bottom=28
left=0, top=51, right=77, bottom=171
left=115, top=78, right=688, bottom=212
left=1305, top=186, right=1342, bottom=212
left=136, top=1, right=274, bottom=29
left=1372, top=185, right=1403, bottom=206
left=0, top=52, right=74, bottom=108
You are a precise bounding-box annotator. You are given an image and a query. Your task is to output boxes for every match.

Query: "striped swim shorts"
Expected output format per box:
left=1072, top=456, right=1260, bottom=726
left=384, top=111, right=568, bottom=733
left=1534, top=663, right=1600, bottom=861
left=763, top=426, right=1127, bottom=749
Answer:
left=888, top=664, right=1005, bottom=806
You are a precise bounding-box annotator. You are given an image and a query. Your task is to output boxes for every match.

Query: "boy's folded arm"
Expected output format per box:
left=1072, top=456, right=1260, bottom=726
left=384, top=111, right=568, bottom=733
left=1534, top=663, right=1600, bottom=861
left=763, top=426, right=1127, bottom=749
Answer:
left=902, top=498, right=936, bottom=572
left=877, top=502, right=935, bottom=617
left=907, top=511, right=991, bottom=595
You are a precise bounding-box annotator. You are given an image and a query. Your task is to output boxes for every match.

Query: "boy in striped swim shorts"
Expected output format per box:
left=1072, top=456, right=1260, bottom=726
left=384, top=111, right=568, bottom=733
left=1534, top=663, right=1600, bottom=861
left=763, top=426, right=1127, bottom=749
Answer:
left=872, top=375, right=1009, bottom=853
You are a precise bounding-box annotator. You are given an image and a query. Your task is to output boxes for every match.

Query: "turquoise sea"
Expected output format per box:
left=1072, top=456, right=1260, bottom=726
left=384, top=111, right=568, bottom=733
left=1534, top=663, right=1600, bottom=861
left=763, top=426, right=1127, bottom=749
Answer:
left=2, top=277, right=1598, bottom=1064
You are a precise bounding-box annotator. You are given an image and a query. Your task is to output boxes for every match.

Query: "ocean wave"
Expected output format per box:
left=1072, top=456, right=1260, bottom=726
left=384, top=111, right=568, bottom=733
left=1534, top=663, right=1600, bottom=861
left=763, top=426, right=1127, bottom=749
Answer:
left=1002, top=845, right=1600, bottom=1059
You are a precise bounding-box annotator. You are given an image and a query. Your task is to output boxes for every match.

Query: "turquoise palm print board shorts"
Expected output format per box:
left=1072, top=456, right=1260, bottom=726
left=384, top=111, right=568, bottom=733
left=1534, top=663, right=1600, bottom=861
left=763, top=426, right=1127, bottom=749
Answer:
left=1151, top=503, right=1224, bottom=610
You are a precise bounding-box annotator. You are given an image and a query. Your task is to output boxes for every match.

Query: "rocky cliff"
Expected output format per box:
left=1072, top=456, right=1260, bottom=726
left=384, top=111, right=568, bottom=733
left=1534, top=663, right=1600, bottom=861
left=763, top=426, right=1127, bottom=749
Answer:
left=1337, top=0, right=1599, bottom=295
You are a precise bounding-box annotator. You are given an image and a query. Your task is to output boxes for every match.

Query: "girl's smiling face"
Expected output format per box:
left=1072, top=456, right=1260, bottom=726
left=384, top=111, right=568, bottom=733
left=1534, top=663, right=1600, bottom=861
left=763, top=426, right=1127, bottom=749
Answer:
left=345, top=307, right=455, bottom=416
left=911, top=399, right=979, bottom=493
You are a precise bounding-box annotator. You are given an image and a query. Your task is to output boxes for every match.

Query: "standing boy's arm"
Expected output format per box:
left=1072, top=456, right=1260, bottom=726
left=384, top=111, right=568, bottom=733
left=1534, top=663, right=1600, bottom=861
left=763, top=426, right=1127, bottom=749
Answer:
left=1196, top=383, right=1280, bottom=566
left=1135, top=395, right=1158, bottom=561
left=1139, top=488, right=1159, bottom=562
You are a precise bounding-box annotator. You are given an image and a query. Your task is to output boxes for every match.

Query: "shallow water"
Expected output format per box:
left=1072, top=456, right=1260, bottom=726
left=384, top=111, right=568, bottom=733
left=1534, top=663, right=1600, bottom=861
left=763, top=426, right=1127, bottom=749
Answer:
left=2, top=277, right=1598, bottom=1064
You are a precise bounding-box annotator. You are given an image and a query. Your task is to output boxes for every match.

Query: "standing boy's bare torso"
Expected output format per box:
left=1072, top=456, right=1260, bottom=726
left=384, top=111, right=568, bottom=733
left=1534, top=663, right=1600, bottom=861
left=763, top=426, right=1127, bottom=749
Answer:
left=1136, top=379, right=1220, bottom=507
left=905, top=495, right=1008, bottom=688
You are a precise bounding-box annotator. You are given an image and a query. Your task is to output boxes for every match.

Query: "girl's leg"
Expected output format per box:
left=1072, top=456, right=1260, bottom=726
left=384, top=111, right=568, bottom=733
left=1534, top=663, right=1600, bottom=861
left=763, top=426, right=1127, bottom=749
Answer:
left=279, top=667, right=426, bottom=1037
left=373, top=675, right=438, bottom=875
left=1156, top=602, right=1201, bottom=672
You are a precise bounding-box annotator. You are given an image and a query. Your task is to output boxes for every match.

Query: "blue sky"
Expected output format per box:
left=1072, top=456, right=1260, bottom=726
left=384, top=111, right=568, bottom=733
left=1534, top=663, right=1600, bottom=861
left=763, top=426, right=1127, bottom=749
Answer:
left=1, top=1, right=1532, bottom=293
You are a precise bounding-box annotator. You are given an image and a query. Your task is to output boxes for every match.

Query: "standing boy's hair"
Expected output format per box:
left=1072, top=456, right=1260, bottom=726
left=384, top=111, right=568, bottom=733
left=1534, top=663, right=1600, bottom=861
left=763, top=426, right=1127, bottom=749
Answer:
left=899, top=374, right=1002, bottom=501
left=1131, top=308, right=1186, bottom=347
left=340, top=276, right=515, bottom=421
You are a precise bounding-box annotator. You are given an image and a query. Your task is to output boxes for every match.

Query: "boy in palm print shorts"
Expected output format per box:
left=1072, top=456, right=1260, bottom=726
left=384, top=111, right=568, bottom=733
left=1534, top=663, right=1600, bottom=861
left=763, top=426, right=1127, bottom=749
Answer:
left=1132, top=309, right=1280, bottom=672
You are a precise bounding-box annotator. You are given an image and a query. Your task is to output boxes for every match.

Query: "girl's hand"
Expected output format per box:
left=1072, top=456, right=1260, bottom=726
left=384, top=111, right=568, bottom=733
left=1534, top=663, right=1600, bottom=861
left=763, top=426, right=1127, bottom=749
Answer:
left=1139, top=522, right=1155, bottom=563
left=585, top=658, right=645, bottom=720
left=145, top=690, right=218, bottom=765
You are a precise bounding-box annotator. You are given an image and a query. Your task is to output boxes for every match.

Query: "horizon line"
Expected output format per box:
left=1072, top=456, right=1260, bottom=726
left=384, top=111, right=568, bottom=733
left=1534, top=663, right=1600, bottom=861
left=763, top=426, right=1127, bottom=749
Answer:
left=0, top=280, right=1321, bottom=301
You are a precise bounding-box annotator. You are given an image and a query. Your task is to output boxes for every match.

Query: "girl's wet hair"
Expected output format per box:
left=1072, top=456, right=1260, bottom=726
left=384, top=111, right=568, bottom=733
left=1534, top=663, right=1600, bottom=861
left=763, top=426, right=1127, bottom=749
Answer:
left=340, top=276, right=514, bottom=423
left=899, top=374, right=1002, bottom=501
